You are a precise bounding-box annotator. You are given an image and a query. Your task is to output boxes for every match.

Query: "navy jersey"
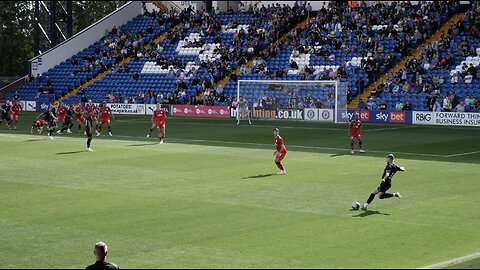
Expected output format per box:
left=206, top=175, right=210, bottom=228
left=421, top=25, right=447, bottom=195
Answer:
left=86, top=115, right=93, bottom=128
left=1, top=104, right=11, bottom=117
left=50, top=107, right=57, bottom=117
left=382, top=163, right=401, bottom=184
left=65, top=108, right=74, bottom=119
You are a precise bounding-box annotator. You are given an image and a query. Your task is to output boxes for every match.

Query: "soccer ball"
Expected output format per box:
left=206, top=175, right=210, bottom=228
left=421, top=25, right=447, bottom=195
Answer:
left=352, top=201, right=360, bottom=210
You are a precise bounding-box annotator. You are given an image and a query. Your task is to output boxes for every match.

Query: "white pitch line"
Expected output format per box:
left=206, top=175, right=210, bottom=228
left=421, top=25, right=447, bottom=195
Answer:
left=445, top=150, right=480, bottom=158
left=419, top=252, right=480, bottom=269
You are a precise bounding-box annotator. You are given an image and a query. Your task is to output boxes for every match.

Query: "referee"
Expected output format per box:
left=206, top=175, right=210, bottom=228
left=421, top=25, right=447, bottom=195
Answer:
left=86, top=110, right=94, bottom=152
left=86, top=242, right=118, bottom=269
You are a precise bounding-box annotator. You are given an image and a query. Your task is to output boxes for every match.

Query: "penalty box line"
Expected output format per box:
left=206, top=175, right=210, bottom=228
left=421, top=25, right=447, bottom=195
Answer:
left=419, top=252, right=480, bottom=269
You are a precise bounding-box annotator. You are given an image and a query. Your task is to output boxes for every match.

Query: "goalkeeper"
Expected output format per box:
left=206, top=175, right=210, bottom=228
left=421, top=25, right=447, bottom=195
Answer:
left=236, top=96, right=251, bottom=125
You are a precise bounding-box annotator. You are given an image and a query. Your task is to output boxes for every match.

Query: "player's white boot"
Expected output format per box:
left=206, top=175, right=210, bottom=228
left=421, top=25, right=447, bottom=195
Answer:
left=351, top=150, right=354, bottom=154
left=394, top=192, right=401, bottom=198
left=109, top=132, right=112, bottom=136
left=236, top=121, right=240, bottom=125
left=87, top=148, right=93, bottom=152
left=159, top=139, right=164, bottom=144
left=359, top=149, right=366, bottom=153
left=49, top=136, right=54, bottom=140
left=362, top=203, right=368, bottom=210
left=146, top=134, right=150, bottom=138
left=67, top=129, right=72, bottom=134
left=96, top=132, right=100, bottom=136
left=278, top=170, right=286, bottom=175
left=57, top=130, right=62, bottom=134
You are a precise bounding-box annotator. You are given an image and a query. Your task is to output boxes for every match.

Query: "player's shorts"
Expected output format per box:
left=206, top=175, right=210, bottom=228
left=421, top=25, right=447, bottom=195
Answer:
left=377, top=181, right=391, bottom=193
left=350, top=133, right=362, bottom=141
left=1, top=114, right=8, bottom=120
left=57, top=115, right=65, bottom=121
left=10, top=113, right=18, bottom=120
left=76, top=117, right=86, bottom=123
left=86, top=126, right=93, bottom=137
left=154, top=122, right=165, bottom=129
left=49, top=119, right=57, bottom=128
left=276, top=151, right=287, bottom=161
left=64, top=117, right=72, bottom=125
left=237, top=107, right=248, bottom=113
left=100, top=118, right=110, bottom=125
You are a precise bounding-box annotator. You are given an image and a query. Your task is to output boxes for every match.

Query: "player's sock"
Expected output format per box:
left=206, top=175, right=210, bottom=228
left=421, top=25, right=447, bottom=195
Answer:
left=49, top=129, right=53, bottom=136
left=108, top=126, right=111, bottom=133
left=380, top=193, right=394, bottom=199
left=148, top=128, right=153, bottom=136
left=14, top=121, right=18, bottom=128
left=359, top=141, right=363, bottom=150
left=351, top=141, right=354, bottom=151
left=98, top=126, right=102, bottom=132
left=275, top=161, right=284, bottom=171
left=69, top=123, right=74, bottom=129
left=160, top=136, right=163, bottom=141
left=8, top=120, right=12, bottom=126
left=95, top=124, right=98, bottom=132
left=366, top=193, right=375, bottom=204
left=87, top=138, right=92, bottom=148
left=78, top=124, right=81, bottom=131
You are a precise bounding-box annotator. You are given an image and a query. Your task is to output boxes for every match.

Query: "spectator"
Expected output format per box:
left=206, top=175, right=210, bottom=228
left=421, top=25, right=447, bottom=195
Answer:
left=450, top=73, right=458, bottom=84
left=402, top=100, right=412, bottom=111
left=395, top=100, right=404, bottom=111
left=314, top=98, right=322, bottom=109
left=109, top=94, right=115, bottom=103
left=13, top=91, right=20, bottom=102
left=132, top=71, right=140, bottom=81
left=464, top=72, right=473, bottom=84
left=86, top=242, right=119, bottom=269
left=138, top=91, right=145, bottom=104
left=378, top=100, right=387, bottom=110
left=442, top=95, right=452, bottom=112
left=81, top=94, right=87, bottom=103
left=454, top=101, right=466, bottom=112
left=433, top=98, right=442, bottom=112
left=358, top=99, right=368, bottom=110
left=465, top=95, right=475, bottom=109
left=366, top=98, right=374, bottom=110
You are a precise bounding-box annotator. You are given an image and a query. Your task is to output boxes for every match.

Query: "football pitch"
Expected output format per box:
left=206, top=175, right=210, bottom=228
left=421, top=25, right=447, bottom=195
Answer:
left=0, top=112, right=479, bottom=269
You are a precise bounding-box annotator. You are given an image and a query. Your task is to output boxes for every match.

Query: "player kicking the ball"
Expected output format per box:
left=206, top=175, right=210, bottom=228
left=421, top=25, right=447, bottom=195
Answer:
left=97, top=101, right=114, bottom=136
left=362, top=154, right=404, bottom=210
left=349, top=114, right=365, bottom=154
left=273, top=128, right=287, bottom=175
left=146, top=103, right=166, bottom=144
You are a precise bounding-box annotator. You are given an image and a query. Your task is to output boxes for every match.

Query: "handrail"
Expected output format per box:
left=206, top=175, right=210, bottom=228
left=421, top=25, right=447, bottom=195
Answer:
left=165, top=1, right=182, bottom=12
left=0, top=76, right=27, bottom=99
left=0, top=76, right=26, bottom=92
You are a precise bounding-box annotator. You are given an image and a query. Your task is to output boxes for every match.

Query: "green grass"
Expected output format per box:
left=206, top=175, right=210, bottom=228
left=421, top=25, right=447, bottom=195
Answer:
left=0, top=112, right=479, bottom=268
left=445, top=257, right=480, bottom=269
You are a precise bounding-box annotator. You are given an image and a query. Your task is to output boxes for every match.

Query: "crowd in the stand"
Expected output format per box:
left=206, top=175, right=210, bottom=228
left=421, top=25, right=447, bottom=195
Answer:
left=364, top=2, right=480, bottom=112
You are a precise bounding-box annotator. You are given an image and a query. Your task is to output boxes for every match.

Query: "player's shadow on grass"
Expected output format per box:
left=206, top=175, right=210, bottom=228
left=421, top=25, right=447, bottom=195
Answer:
left=351, top=210, right=390, bottom=217
left=242, top=173, right=276, bottom=179
left=24, top=139, right=44, bottom=142
left=56, top=151, right=84, bottom=155
left=126, top=143, right=159, bottom=147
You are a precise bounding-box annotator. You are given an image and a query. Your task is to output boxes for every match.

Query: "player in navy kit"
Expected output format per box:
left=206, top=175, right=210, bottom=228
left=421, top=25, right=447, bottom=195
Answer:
left=362, top=154, right=405, bottom=210
left=85, top=110, right=94, bottom=151
left=0, top=100, right=12, bottom=128
left=47, top=102, right=59, bottom=140
left=57, top=105, right=75, bottom=134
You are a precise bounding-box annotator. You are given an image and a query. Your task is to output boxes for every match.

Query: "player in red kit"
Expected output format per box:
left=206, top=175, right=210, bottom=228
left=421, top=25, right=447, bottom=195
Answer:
left=74, top=104, right=86, bottom=134
left=56, top=102, right=68, bottom=134
left=146, top=103, right=166, bottom=144
left=97, top=101, right=114, bottom=136
left=273, top=128, right=287, bottom=175
left=349, top=114, right=365, bottom=154
left=8, top=100, right=22, bottom=130
left=85, top=100, right=99, bottom=134
left=31, top=119, right=47, bottom=134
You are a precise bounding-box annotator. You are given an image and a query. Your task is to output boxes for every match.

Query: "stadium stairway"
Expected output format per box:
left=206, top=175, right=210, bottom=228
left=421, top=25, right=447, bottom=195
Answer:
left=59, top=23, right=183, bottom=102
left=348, top=12, right=466, bottom=109
left=215, top=17, right=312, bottom=90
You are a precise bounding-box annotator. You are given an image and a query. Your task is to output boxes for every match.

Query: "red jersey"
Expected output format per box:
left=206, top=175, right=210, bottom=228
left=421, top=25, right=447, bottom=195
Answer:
left=75, top=106, right=86, bottom=117
left=11, top=104, right=21, bottom=115
left=57, top=106, right=67, bottom=118
left=350, top=120, right=362, bottom=134
left=35, top=119, right=46, bottom=126
left=275, top=135, right=287, bottom=153
left=85, top=104, right=98, bottom=114
left=153, top=110, right=166, bottom=123
left=99, top=106, right=112, bottom=119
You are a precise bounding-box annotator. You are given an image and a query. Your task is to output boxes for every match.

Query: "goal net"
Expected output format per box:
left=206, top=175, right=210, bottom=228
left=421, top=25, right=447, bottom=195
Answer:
left=236, top=80, right=348, bottom=123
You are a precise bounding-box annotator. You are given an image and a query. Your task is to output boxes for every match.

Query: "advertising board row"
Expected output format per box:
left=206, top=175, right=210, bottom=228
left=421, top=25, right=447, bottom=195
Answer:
left=14, top=101, right=480, bottom=127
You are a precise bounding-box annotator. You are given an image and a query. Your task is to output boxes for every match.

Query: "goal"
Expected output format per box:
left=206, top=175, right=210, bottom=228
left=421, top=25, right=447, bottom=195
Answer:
left=236, top=80, right=348, bottom=123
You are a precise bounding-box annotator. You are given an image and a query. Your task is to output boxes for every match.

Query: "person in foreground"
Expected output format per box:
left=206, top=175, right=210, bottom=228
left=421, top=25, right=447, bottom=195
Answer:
left=86, top=242, right=119, bottom=269
left=273, top=128, right=287, bottom=175
left=362, top=154, right=404, bottom=210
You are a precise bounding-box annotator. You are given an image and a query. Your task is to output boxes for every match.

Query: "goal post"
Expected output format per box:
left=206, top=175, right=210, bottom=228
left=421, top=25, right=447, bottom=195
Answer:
left=236, top=79, right=348, bottom=123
